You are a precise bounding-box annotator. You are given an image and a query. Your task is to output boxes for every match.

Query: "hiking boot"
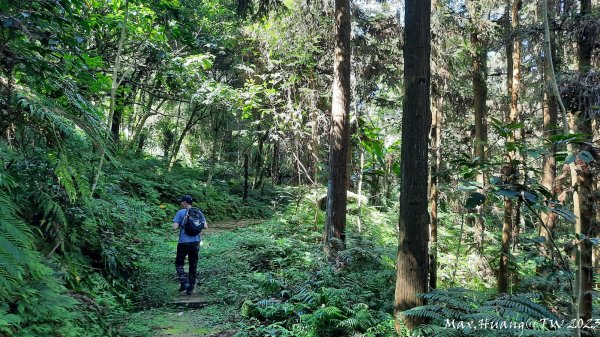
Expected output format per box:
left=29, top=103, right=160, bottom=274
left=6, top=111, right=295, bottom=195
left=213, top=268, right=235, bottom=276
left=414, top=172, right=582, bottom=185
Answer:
left=185, top=285, right=194, bottom=296
left=179, top=282, right=190, bottom=292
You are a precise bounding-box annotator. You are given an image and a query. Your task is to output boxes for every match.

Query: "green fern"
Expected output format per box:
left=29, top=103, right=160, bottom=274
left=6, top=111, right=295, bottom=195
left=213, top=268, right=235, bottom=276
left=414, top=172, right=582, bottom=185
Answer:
left=406, top=288, right=570, bottom=336
left=0, top=191, right=33, bottom=292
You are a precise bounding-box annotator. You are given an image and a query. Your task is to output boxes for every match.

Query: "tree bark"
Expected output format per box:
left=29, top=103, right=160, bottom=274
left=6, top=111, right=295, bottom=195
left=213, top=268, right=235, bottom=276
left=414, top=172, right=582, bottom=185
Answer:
left=106, top=0, right=129, bottom=134
left=499, top=0, right=522, bottom=295
left=574, top=0, right=594, bottom=326
left=111, top=86, right=126, bottom=144
left=539, top=0, right=559, bottom=263
left=542, top=0, right=589, bottom=333
left=91, top=1, right=129, bottom=195
left=394, top=0, right=431, bottom=332
left=324, top=0, right=351, bottom=254
left=429, top=81, right=442, bottom=291
left=471, top=30, right=488, bottom=250
left=428, top=0, right=444, bottom=291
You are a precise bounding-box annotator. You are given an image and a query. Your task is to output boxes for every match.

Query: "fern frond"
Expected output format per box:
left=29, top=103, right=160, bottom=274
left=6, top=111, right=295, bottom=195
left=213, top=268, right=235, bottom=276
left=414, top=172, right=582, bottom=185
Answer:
left=0, top=190, right=32, bottom=289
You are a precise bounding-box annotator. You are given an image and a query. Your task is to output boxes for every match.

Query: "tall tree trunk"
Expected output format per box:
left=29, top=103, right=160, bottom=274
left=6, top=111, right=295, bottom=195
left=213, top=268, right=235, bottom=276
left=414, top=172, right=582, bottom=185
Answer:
left=499, top=0, right=522, bottom=294
left=574, top=0, right=594, bottom=326
left=539, top=0, right=559, bottom=263
left=354, top=78, right=364, bottom=232
left=429, top=0, right=444, bottom=291
left=542, top=0, right=589, bottom=333
left=111, top=85, right=127, bottom=144
left=357, top=147, right=365, bottom=231
left=106, top=0, right=129, bottom=134
left=429, top=80, right=442, bottom=291
left=471, top=30, right=488, bottom=250
left=91, top=0, right=129, bottom=195
left=324, top=0, right=351, bottom=254
left=394, top=0, right=431, bottom=332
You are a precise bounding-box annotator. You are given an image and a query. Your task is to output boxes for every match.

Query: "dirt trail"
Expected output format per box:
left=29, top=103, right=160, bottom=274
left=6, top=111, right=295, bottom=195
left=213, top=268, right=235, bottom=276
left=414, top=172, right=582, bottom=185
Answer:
left=153, top=219, right=264, bottom=337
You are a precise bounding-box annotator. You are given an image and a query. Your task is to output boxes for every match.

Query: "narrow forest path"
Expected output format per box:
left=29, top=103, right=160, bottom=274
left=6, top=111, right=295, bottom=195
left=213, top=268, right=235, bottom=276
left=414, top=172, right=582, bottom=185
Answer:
left=130, top=219, right=266, bottom=337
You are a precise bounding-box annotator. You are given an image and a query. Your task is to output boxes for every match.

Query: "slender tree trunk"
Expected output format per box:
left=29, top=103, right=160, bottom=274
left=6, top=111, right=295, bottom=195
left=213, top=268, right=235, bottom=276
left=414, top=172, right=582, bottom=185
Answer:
left=355, top=92, right=364, bottom=232
left=106, top=0, right=129, bottom=134
left=429, top=82, right=442, bottom=291
left=471, top=30, right=488, bottom=250
left=324, top=0, right=351, bottom=254
left=111, top=87, right=125, bottom=144
left=428, top=0, right=444, bottom=291
left=542, top=1, right=590, bottom=334
left=499, top=0, right=522, bottom=294
left=357, top=147, right=364, bottom=231
left=91, top=0, right=129, bottom=195
left=539, top=0, right=559, bottom=263
left=574, top=0, right=594, bottom=326
left=394, top=0, right=431, bottom=332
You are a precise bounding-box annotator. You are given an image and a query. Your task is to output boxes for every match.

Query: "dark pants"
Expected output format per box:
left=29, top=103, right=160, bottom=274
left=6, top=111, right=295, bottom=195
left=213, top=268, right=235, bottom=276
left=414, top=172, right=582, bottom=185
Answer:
left=175, top=242, right=199, bottom=287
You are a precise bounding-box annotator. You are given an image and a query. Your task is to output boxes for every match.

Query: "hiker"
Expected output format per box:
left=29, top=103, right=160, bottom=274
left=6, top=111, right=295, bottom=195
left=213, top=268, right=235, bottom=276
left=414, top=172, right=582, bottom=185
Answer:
left=172, top=195, right=207, bottom=295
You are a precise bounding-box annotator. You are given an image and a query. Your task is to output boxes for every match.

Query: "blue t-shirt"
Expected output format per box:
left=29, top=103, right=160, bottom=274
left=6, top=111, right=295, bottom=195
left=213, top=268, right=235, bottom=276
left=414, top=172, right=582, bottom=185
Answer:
left=173, top=208, right=205, bottom=243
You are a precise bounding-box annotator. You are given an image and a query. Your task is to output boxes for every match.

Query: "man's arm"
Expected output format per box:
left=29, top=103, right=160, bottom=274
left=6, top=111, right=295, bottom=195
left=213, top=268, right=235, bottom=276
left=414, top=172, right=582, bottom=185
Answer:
left=172, top=210, right=183, bottom=230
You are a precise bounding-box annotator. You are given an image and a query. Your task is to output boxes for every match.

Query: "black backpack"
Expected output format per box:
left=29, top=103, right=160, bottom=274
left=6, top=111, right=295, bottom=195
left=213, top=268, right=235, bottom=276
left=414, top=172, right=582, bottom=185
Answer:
left=183, top=208, right=205, bottom=236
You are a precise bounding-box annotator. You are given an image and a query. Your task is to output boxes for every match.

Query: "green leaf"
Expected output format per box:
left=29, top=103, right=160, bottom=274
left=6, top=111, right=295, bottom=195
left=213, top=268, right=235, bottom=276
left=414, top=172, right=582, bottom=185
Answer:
left=392, top=162, right=401, bottom=177
left=465, top=193, right=485, bottom=209
left=494, top=189, right=519, bottom=199
left=489, top=176, right=502, bottom=185
left=552, top=205, right=576, bottom=223
left=523, top=191, right=538, bottom=204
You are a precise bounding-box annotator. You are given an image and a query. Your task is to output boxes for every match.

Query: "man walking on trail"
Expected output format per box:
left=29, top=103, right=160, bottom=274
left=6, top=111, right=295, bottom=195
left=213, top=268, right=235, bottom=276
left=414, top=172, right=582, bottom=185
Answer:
left=172, top=195, right=207, bottom=295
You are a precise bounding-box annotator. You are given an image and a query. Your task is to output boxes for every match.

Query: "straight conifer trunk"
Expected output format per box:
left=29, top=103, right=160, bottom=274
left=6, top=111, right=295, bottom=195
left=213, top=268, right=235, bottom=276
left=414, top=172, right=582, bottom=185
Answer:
left=471, top=30, right=488, bottom=250
left=429, top=0, right=443, bottom=288
left=325, top=0, right=351, bottom=253
left=539, top=0, right=558, bottom=261
left=499, top=0, right=522, bottom=294
left=394, top=0, right=431, bottom=331
left=575, top=0, right=594, bottom=324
